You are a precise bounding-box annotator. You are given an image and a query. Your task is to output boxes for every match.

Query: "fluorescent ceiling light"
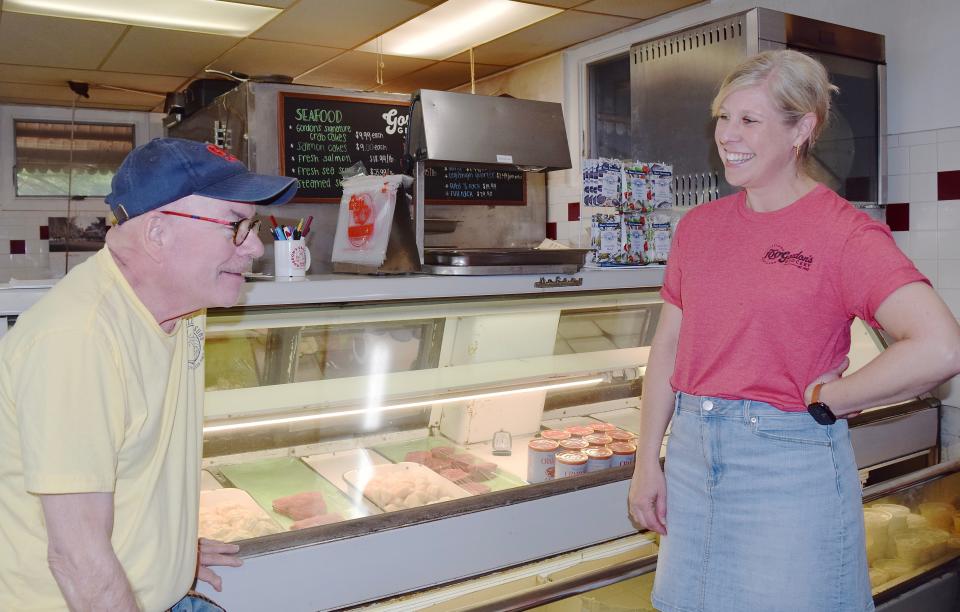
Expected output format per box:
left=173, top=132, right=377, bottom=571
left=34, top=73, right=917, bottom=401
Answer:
left=203, top=376, right=604, bottom=434
left=3, top=0, right=280, bottom=37
left=357, top=0, right=561, bottom=61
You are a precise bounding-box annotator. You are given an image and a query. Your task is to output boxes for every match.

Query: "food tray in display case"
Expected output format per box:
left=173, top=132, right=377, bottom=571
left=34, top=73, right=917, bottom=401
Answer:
left=373, top=437, right=527, bottom=493
left=219, top=457, right=367, bottom=530
left=343, top=462, right=470, bottom=512
left=300, top=449, right=392, bottom=516
left=198, top=488, right=283, bottom=543
left=589, top=407, right=641, bottom=434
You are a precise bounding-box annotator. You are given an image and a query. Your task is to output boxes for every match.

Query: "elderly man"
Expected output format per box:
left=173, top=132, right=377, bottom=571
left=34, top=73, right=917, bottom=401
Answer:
left=0, top=138, right=297, bottom=611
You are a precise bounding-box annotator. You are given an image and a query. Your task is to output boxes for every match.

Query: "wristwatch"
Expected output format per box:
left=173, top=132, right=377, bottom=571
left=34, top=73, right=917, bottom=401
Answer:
left=807, top=382, right=837, bottom=425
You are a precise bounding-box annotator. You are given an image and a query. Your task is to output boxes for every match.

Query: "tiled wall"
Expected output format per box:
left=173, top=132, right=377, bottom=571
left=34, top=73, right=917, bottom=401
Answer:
left=886, top=126, right=960, bottom=315
left=0, top=208, right=99, bottom=282
left=0, top=104, right=161, bottom=283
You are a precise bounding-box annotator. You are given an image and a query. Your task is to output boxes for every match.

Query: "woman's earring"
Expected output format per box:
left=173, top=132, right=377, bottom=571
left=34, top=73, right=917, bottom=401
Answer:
left=793, top=144, right=801, bottom=160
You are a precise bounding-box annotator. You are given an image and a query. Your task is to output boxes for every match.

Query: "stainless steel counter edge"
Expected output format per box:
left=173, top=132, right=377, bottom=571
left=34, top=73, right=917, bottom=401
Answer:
left=0, top=267, right=667, bottom=315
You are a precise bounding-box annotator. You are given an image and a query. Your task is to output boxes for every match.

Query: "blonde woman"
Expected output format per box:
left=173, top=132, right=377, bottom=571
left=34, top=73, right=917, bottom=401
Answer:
left=627, top=50, right=960, bottom=611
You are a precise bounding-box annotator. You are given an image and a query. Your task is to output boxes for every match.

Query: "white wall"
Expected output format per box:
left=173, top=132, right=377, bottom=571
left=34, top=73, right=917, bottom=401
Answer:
left=0, top=104, right=162, bottom=281
left=563, top=0, right=960, bottom=135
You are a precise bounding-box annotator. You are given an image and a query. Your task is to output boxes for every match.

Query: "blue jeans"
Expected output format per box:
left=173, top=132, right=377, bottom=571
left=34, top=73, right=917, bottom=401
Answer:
left=169, top=592, right=226, bottom=612
left=652, top=392, right=873, bottom=612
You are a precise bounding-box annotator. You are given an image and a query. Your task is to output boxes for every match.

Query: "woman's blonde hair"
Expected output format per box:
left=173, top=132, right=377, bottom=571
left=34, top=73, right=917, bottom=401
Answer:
left=711, top=50, right=839, bottom=161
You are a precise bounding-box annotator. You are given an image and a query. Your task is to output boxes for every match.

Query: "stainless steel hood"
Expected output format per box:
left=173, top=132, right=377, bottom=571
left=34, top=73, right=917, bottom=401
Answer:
left=406, top=89, right=572, bottom=171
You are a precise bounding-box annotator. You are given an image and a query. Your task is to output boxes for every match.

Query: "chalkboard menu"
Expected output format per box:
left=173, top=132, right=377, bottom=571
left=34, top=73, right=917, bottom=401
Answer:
left=279, top=92, right=409, bottom=202
left=278, top=92, right=527, bottom=206
left=423, top=163, right=526, bottom=206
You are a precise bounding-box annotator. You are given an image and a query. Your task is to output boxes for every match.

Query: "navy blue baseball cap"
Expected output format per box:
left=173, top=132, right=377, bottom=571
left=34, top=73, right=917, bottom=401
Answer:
left=106, top=137, right=298, bottom=223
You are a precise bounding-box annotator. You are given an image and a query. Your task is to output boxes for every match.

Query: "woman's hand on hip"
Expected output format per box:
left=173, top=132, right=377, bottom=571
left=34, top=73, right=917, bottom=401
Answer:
left=628, top=464, right=667, bottom=535
left=803, top=357, right=860, bottom=417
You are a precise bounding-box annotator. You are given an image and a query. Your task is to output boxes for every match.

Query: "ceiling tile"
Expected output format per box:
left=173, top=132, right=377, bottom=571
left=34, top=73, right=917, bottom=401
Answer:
left=297, top=51, right=434, bottom=91
left=468, top=10, right=638, bottom=66
left=0, top=64, right=185, bottom=94
left=221, top=0, right=298, bottom=7
left=210, top=40, right=341, bottom=79
left=100, top=27, right=239, bottom=77
left=251, top=0, right=444, bottom=48
left=378, top=61, right=507, bottom=94
left=576, top=0, right=703, bottom=19
left=0, top=82, right=156, bottom=110
left=0, top=13, right=125, bottom=70
left=516, top=0, right=588, bottom=7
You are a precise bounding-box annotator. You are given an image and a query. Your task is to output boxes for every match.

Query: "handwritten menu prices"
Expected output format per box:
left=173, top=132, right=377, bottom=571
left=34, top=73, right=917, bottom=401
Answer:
left=424, top=163, right=526, bottom=206
left=279, top=93, right=408, bottom=202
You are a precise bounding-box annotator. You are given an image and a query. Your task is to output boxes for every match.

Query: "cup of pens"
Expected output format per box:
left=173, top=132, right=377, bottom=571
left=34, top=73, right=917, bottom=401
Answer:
left=271, top=216, right=312, bottom=278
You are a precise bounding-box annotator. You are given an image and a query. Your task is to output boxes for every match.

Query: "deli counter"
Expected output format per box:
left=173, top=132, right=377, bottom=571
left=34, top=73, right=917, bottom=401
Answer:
left=0, top=268, right=949, bottom=611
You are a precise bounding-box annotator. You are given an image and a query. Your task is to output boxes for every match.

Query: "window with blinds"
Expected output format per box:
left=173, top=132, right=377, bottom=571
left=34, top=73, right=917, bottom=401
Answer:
left=14, top=120, right=135, bottom=197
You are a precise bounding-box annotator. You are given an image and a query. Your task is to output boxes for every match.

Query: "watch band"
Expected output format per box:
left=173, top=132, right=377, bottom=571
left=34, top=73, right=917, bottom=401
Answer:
left=811, top=382, right=825, bottom=404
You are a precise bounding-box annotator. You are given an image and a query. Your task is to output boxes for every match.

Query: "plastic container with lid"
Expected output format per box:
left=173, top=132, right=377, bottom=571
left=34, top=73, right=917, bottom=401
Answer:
left=564, top=425, right=595, bottom=438
left=918, top=501, right=955, bottom=532
left=555, top=451, right=588, bottom=478
left=893, top=529, right=932, bottom=567
left=609, top=442, right=637, bottom=467
left=906, top=513, right=929, bottom=530
left=584, top=446, right=613, bottom=472
left=558, top=438, right=589, bottom=452
left=590, top=422, right=618, bottom=434
left=527, top=439, right=559, bottom=483
left=868, top=567, right=891, bottom=588
left=917, top=528, right=950, bottom=560
left=608, top=429, right=637, bottom=443
left=584, top=433, right=613, bottom=447
left=872, top=558, right=913, bottom=579
left=863, top=508, right=893, bottom=563
left=540, top=429, right=571, bottom=441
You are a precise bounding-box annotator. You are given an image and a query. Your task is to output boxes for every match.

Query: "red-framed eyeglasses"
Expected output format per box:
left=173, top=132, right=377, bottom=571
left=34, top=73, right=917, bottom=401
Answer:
left=160, top=211, right=260, bottom=246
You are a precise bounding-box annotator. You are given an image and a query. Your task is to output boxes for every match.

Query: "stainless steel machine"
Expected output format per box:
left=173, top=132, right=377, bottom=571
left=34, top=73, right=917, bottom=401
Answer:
left=405, top=89, right=586, bottom=275
left=631, top=8, right=886, bottom=209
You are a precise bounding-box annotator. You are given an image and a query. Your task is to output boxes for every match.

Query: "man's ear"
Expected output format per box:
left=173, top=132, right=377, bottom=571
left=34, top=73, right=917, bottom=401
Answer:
left=142, top=213, right=167, bottom=264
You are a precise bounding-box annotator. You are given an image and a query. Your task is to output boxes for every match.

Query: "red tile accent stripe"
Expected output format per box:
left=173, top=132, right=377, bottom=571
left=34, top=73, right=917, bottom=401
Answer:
left=939, top=170, right=960, bottom=201
left=567, top=202, right=580, bottom=222
left=546, top=222, right=557, bottom=240
left=10, top=240, right=25, bottom=255
left=885, top=203, right=909, bottom=232
left=39, top=225, right=49, bottom=240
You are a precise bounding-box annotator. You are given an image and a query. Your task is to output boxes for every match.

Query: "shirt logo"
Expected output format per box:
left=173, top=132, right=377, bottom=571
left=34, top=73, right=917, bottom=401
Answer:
left=187, top=320, right=204, bottom=369
left=762, top=244, right=814, bottom=271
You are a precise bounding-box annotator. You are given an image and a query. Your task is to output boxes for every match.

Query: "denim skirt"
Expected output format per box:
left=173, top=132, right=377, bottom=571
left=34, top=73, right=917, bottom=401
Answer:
left=651, top=392, right=874, bottom=612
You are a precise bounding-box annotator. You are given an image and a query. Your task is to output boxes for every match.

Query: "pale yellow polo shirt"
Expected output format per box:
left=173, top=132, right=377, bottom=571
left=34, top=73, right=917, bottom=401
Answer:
left=0, top=247, right=204, bottom=611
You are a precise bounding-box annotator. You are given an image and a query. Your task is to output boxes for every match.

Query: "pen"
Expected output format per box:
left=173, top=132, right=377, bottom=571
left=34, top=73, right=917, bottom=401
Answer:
left=269, top=215, right=279, bottom=229
left=302, top=215, right=314, bottom=237
left=283, top=226, right=292, bottom=239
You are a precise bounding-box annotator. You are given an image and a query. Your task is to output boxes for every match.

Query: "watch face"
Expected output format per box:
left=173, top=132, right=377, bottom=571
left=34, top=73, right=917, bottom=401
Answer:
left=807, top=402, right=837, bottom=425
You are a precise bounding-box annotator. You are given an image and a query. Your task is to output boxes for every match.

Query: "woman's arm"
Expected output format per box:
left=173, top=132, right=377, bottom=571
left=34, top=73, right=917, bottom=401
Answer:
left=628, top=302, right=682, bottom=535
left=809, top=282, right=960, bottom=415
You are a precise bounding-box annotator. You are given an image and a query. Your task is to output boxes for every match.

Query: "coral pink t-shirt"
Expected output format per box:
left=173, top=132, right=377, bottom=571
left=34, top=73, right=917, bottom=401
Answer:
left=661, top=184, right=928, bottom=411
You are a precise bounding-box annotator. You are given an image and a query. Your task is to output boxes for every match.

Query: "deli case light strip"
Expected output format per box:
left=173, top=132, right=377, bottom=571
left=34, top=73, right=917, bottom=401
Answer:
left=202, top=376, right=605, bottom=434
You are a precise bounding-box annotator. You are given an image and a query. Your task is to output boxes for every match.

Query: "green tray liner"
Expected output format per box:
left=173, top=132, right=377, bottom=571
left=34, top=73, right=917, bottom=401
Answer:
left=373, top=437, right=527, bottom=492
left=220, top=457, right=364, bottom=528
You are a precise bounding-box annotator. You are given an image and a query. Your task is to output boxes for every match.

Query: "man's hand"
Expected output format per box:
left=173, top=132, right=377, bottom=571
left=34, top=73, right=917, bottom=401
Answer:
left=197, top=538, right=242, bottom=592
left=627, top=464, right=667, bottom=535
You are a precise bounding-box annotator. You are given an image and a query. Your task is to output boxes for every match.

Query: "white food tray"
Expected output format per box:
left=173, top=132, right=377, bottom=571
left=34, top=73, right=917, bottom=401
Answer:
left=200, top=469, right=222, bottom=491
left=301, top=449, right=391, bottom=516
left=199, top=488, right=283, bottom=541
left=343, top=462, right=469, bottom=512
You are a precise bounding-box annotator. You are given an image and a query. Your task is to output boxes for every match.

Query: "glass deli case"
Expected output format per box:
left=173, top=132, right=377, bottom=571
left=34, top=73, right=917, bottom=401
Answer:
left=189, top=272, right=940, bottom=611
left=0, top=270, right=942, bottom=611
